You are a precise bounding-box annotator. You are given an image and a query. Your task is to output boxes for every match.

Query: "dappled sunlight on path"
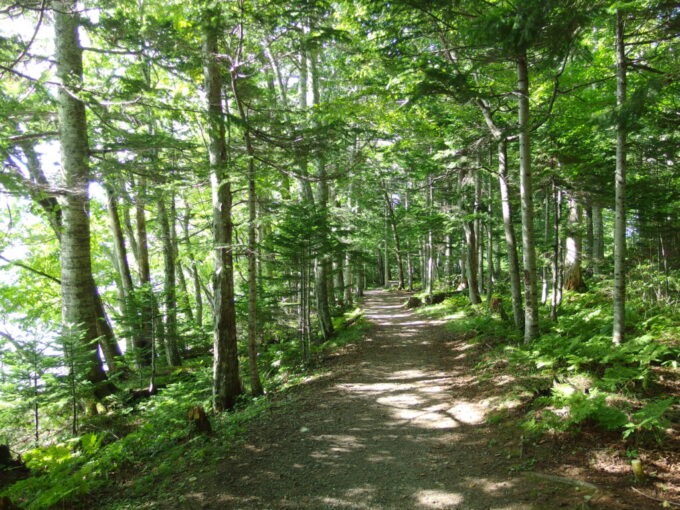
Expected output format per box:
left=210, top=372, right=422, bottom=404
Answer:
left=170, top=290, right=583, bottom=510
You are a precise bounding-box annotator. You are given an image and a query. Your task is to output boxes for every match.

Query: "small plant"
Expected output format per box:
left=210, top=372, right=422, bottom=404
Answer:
left=623, top=398, right=675, bottom=442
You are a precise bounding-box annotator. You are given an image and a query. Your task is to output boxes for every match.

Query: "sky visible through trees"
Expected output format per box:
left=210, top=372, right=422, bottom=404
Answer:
left=0, top=0, right=678, bottom=508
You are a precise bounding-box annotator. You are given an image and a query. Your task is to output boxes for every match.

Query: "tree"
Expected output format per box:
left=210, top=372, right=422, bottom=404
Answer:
left=53, top=0, right=115, bottom=399
left=202, top=7, right=243, bottom=411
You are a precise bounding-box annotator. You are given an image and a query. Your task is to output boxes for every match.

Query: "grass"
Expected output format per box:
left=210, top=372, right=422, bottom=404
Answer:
left=2, top=307, right=370, bottom=510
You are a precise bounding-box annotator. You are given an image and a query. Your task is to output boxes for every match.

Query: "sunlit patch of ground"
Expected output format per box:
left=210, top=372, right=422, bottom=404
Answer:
left=414, top=488, right=463, bottom=508
left=447, top=401, right=487, bottom=424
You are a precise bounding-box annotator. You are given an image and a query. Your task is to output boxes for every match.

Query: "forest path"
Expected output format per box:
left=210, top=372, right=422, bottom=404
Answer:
left=176, top=289, right=582, bottom=510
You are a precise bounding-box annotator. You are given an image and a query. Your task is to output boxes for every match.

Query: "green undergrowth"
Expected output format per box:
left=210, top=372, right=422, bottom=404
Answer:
left=416, top=285, right=679, bottom=444
left=2, top=309, right=368, bottom=510
left=259, top=307, right=368, bottom=390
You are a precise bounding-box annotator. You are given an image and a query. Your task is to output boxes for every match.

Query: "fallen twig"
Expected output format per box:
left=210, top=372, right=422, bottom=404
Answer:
left=631, top=487, right=680, bottom=508
left=521, top=472, right=598, bottom=492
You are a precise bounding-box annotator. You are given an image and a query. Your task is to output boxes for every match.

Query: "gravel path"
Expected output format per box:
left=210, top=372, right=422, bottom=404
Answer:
left=173, top=290, right=586, bottom=510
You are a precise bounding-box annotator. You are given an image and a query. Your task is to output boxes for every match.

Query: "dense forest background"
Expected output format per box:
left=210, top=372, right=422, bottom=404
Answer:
left=0, top=0, right=678, bottom=508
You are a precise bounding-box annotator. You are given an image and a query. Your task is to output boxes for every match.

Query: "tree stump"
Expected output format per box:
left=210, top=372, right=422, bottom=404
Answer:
left=187, top=406, right=212, bottom=434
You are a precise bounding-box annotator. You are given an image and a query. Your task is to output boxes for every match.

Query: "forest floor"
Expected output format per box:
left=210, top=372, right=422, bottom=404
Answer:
left=125, top=288, right=665, bottom=510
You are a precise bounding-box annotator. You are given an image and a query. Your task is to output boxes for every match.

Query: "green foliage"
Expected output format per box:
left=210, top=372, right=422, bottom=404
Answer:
left=623, top=398, right=675, bottom=440
left=438, top=283, right=679, bottom=442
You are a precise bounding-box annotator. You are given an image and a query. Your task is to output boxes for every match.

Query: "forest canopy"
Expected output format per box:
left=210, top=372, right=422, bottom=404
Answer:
left=0, top=0, right=678, bottom=508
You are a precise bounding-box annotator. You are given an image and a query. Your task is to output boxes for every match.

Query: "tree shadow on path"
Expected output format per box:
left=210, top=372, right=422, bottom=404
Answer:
left=170, top=290, right=595, bottom=510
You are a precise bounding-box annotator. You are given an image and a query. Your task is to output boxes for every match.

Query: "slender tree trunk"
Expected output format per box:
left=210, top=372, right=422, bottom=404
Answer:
left=335, top=253, right=345, bottom=308
left=463, top=221, right=481, bottom=304
left=517, top=53, right=539, bottom=342
left=181, top=201, right=203, bottom=327
left=344, top=252, right=353, bottom=306
left=382, top=186, right=405, bottom=289
left=203, top=13, right=243, bottom=411
left=230, top=32, right=264, bottom=395
left=585, top=205, right=594, bottom=276
left=158, top=197, right=182, bottom=366
left=486, top=177, right=494, bottom=302
left=551, top=186, right=562, bottom=321
left=445, top=234, right=454, bottom=288
left=382, top=206, right=391, bottom=289
left=541, top=188, right=551, bottom=304
left=592, top=204, right=604, bottom=275
left=404, top=187, right=414, bottom=291
left=135, top=184, right=154, bottom=366
left=426, top=176, right=435, bottom=295
left=93, top=290, right=124, bottom=373
left=474, top=168, right=484, bottom=297
left=308, top=49, right=333, bottom=340
left=613, top=10, right=627, bottom=344
left=54, top=0, right=114, bottom=399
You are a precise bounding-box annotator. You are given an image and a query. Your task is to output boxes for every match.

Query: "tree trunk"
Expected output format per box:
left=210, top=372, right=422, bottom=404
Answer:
left=563, top=195, right=587, bottom=292
left=343, top=252, right=353, bottom=306
left=592, top=204, right=604, bottom=275
left=158, top=197, right=182, bottom=366
left=203, top=13, right=243, bottom=411
left=54, top=0, right=114, bottom=399
left=517, top=53, right=539, bottom=343
left=486, top=177, right=494, bottom=302
left=474, top=168, right=484, bottom=297
left=181, top=200, right=203, bottom=328
left=463, top=221, right=481, bottom=304
left=541, top=187, right=551, bottom=304
left=613, top=9, right=627, bottom=344
left=425, top=176, right=435, bottom=295
left=335, top=253, right=345, bottom=308
left=105, top=185, right=144, bottom=361
left=585, top=205, right=594, bottom=276
left=230, top=36, right=264, bottom=396
left=309, top=48, right=333, bottom=341
left=383, top=186, right=405, bottom=289
left=135, top=183, right=154, bottom=366
left=551, top=186, right=563, bottom=321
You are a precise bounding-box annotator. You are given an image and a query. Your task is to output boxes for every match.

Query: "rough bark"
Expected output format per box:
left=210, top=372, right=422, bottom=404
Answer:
left=54, top=0, right=114, bottom=399
left=517, top=53, right=540, bottom=343
left=203, top=13, right=243, bottom=411
left=563, top=195, right=587, bottom=292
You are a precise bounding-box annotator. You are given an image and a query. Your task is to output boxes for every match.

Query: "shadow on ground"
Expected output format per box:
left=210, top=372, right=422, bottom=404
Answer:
left=155, top=290, right=595, bottom=510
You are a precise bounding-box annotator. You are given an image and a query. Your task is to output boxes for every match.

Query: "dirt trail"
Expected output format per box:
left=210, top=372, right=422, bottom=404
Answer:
left=175, top=290, right=588, bottom=510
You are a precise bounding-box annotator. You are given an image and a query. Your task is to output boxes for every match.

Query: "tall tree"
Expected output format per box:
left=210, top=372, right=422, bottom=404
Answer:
left=203, top=7, right=243, bottom=411
left=612, top=9, right=627, bottom=344
left=53, top=0, right=115, bottom=399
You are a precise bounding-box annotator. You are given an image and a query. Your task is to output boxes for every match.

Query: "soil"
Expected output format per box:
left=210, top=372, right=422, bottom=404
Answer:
left=153, top=289, right=658, bottom=510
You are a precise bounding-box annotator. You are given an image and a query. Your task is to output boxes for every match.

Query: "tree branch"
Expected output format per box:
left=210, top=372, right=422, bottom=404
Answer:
left=0, top=254, right=61, bottom=284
